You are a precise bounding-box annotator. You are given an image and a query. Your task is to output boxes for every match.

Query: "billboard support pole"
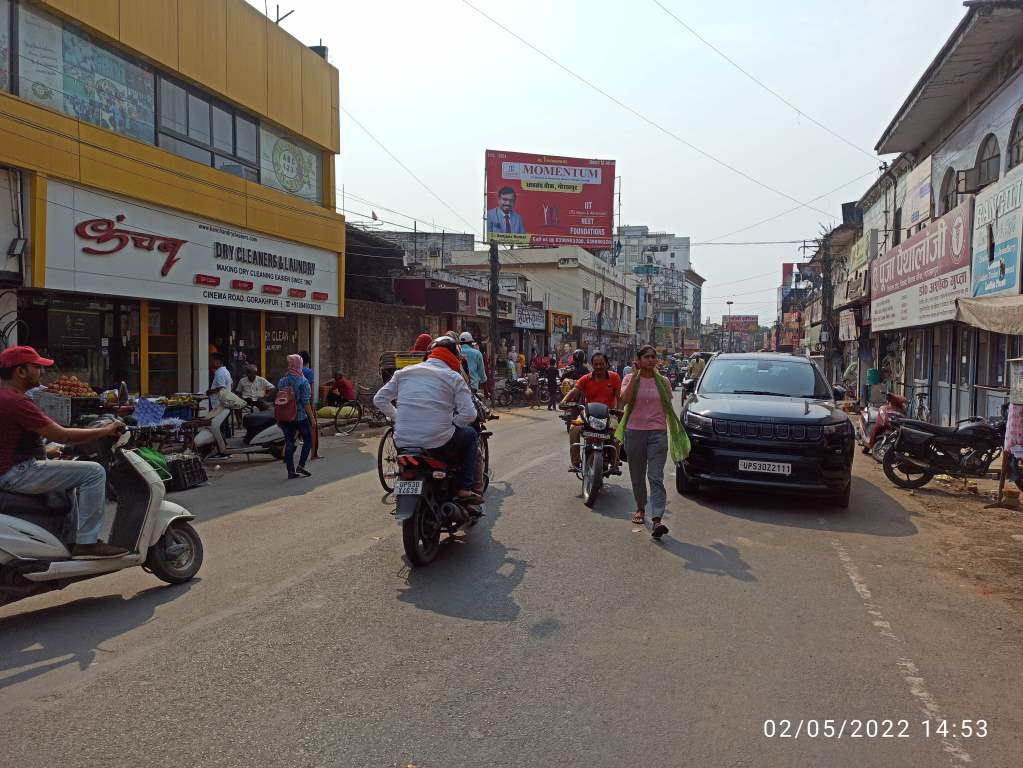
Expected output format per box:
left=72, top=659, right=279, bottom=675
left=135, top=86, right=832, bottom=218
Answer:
left=489, top=241, right=500, bottom=384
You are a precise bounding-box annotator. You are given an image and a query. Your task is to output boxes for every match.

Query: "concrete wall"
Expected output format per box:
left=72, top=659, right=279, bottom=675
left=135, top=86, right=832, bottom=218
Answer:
left=319, top=299, right=428, bottom=387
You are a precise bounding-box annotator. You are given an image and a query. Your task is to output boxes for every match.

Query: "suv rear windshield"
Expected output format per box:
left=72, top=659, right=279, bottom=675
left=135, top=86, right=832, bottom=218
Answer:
left=699, top=358, right=831, bottom=399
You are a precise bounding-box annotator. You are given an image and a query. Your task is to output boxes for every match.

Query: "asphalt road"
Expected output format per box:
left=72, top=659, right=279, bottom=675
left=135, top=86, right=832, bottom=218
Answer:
left=2, top=399, right=1022, bottom=768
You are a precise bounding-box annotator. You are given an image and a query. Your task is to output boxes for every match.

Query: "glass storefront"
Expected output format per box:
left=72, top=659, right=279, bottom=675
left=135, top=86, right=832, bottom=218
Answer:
left=209, top=307, right=262, bottom=384
left=146, top=302, right=179, bottom=395
left=17, top=293, right=140, bottom=393
left=264, top=312, right=300, bottom=382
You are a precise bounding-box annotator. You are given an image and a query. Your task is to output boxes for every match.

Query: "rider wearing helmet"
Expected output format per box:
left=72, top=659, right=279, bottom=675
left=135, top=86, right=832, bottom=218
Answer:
left=458, top=332, right=487, bottom=393
left=561, top=349, right=590, bottom=384
left=373, top=336, right=481, bottom=502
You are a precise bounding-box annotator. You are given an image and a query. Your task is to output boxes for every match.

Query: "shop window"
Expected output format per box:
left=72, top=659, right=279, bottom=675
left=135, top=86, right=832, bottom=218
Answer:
left=147, top=302, right=179, bottom=395
left=157, top=75, right=259, bottom=182
left=1009, top=107, right=1023, bottom=172
left=0, top=0, right=10, bottom=93
left=17, top=5, right=155, bottom=144
left=264, top=313, right=299, bottom=382
left=977, top=134, right=1001, bottom=188
left=940, top=167, right=957, bottom=215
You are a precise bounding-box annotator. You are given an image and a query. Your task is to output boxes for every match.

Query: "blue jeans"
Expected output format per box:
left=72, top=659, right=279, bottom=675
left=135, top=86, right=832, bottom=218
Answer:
left=0, top=459, right=108, bottom=544
left=282, top=419, right=312, bottom=475
left=434, top=426, right=479, bottom=491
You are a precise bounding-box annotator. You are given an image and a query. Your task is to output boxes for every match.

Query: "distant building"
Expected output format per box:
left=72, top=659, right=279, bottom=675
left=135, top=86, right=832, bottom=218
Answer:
left=616, top=225, right=690, bottom=275
left=375, top=230, right=475, bottom=268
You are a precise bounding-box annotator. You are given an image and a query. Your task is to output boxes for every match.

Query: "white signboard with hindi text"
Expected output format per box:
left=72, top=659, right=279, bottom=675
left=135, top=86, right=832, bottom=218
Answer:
left=44, top=181, right=339, bottom=317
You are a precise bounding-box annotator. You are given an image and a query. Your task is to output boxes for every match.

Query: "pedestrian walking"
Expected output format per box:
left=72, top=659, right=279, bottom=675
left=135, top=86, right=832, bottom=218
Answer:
left=299, top=351, right=321, bottom=460
left=616, top=345, right=690, bottom=540
left=277, top=354, right=314, bottom=479
left=543, top=352, right=560, bottom=410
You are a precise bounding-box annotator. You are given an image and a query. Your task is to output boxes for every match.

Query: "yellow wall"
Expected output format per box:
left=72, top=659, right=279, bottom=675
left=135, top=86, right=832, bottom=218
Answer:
left=36, top=0, right=339, bottom=155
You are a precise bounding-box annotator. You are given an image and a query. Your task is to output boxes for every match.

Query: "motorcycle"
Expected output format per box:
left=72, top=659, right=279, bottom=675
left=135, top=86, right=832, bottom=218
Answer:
left=0, top=422, right=203, bottom=607
left=561, top=402, right=622, bottom=507
left=495, top=377, right=551, bottom=407
left=882, top=408, right=1018, bottom=490
left=857, top=392, right=907, bottom=462
left=193, top=388, right=285, bottom=461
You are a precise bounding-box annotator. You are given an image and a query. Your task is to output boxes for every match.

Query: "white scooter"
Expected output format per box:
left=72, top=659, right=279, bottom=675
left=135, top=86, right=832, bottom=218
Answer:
left=0, top=422, right=203, bottom=608
left=193, top=388, right=285, bottom=461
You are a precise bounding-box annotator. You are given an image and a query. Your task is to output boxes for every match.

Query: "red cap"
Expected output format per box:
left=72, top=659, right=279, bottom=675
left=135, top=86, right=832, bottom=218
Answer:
left=0, top=345, right=55, bottom=368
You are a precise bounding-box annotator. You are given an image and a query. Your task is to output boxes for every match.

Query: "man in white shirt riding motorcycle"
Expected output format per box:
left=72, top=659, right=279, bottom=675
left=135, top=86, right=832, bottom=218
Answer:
left=373, top=336, right=481, bottom=503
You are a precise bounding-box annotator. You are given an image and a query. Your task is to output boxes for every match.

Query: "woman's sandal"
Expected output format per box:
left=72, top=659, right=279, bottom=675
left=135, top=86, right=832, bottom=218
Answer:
left=632, top=510, right=645, bottom=525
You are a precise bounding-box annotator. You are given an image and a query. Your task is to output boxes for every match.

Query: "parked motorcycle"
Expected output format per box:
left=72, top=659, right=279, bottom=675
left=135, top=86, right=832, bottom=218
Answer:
left=495, top=377, right=551, bottom=407
left=193, top=388, right=285, bottom=461
left=882, top=409, right=1017, bottom=490
left=857, top=392, right=907, bottom=462
left=560, top=402, right=622, bottom=507
left=0, top=422, right=203, bottom=607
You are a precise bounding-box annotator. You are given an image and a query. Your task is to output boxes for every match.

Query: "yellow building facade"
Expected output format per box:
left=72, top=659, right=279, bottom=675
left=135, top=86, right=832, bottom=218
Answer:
left=0, top=0, right=343, bottom=397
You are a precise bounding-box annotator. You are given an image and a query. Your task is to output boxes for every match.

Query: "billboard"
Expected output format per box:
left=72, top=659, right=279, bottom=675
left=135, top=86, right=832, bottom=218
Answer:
left=871, top=198, right=972, bottom=332
left=972, top=162, right=1023, bottom=298
left=485, top=150, right=615, bottom=249
left=905, top=156, right=933, bottom=229
left=722, top=314, right=759, bottom=333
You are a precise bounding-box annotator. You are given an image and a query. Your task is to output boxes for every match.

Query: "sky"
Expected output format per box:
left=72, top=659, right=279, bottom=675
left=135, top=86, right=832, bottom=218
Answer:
left=251, top=0, right=968, bottom=326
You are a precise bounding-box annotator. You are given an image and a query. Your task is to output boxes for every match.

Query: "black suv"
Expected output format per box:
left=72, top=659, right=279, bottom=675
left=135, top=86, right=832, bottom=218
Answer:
left=678, top=353, right=854, bottom=507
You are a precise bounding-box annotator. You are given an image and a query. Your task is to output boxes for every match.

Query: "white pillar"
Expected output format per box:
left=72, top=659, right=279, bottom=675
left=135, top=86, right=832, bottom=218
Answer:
left=193, top=304, right=209, bottom=403
left=311, top=316, right=321, bottom=389
left=177, top=303, right=192, bottom=392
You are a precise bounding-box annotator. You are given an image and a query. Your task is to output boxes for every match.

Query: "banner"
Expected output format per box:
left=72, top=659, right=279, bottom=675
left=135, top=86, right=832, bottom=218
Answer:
left=850, top=229, right=878, bottom=273
left=260, top=124, right=322, bottom=204
left=548, top=310, right=573, bottom=335
left=972, top=162, right=1023, bottom=298
left=905, top=156, right=933, bottom=228
left=838, top=309, right=858, bottom=341
left=870, top=198, right=972, bottom=332
left=722, top=314, right=758, bottom=332
left=485, top=150, right=615, bottom=249
left=515, top=304, right=545, bottom=330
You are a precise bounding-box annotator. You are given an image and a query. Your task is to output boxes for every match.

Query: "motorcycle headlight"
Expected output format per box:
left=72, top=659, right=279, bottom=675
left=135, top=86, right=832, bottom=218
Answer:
left=587, top=417, right=608, bottom=430
left=823, top=420, right=852, bottom=438
left=684, top=411, right=713, bottom=432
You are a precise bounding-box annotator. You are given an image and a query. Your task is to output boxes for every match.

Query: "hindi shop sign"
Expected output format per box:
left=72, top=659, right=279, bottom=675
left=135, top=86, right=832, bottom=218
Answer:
left=870, top=198, right=972, bottom=332
left=44, top=181, right=340, bottom=317
left=515, top=304, right=546, bottom=330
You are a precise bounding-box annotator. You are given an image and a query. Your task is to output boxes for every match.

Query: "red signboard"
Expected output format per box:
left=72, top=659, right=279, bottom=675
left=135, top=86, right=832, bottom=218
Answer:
left=722, top=314, right=759, bottom=332
left=870, top=198, right=972, bottom=332
left=485, top=149, right=615, bottom=249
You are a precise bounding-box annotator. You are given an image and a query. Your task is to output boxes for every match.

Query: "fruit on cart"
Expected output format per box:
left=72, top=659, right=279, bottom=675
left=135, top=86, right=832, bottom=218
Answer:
left=48, top=375, right=98, bottom=397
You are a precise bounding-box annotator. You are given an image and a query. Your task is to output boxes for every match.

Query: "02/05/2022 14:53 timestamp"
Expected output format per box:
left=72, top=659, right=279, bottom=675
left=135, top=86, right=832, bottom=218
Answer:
left=762, top=719, right=988, bottom=740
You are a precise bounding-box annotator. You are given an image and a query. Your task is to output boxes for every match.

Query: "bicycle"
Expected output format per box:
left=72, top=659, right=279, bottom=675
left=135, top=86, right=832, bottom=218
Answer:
left=331, top=384, right=389, bottom=436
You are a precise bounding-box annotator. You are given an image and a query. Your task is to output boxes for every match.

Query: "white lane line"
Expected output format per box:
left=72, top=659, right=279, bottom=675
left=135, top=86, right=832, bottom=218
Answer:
left=823, top=525, right=972, bottom=766
left=499, top=450, right=562, bottom=483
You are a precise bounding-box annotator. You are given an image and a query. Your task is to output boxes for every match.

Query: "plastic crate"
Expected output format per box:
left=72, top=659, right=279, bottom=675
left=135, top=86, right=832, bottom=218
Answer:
left=163, top=405, right=196, bottom=421
left=165, top=453, right=208, bottom=492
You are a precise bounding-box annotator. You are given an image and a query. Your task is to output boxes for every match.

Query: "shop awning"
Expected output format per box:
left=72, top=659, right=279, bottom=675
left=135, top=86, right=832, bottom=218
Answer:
left=956, top=295, right=1023, bottom=334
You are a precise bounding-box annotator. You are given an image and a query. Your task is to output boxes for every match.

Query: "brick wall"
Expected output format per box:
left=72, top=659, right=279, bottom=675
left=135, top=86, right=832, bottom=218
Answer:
left=319, top=299, right=430, bottom=388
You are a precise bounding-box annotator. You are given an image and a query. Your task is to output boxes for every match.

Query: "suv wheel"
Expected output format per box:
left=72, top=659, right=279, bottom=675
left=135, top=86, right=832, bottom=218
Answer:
left=676, top=462, right=700, bottom=495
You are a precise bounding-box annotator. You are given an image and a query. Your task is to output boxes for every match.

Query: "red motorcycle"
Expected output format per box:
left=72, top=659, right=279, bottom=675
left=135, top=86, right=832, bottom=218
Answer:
left=858, top=392, right=908, bottom=462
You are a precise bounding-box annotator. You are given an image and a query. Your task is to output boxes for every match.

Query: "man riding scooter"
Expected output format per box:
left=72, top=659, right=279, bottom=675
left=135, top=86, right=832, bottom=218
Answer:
left=0, top=346, right=126, bottom=558
left=373, top=336, right=481, bottom=504
left=560, top=352, right=622, bottom=473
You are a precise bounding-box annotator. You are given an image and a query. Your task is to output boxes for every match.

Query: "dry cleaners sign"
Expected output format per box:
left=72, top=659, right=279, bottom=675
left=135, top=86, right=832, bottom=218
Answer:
left=45, top=181, right=339, bottom=316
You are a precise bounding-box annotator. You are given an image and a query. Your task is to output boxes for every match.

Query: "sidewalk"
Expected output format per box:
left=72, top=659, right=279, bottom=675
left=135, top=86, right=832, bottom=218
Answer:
left=856, top=454, right=1023, bottom=607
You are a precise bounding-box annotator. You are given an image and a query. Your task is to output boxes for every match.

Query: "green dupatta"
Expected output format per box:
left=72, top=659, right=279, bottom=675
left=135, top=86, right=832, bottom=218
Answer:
left=614, top=371, right=691, bottom=462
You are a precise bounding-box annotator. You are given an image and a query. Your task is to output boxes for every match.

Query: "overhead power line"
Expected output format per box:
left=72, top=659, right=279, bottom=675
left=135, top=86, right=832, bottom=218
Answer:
left=460, top=0, right=834, bottom=219
left=651, top=0, right=877, bottom=162
left=341, top=107, right=478, bottom=232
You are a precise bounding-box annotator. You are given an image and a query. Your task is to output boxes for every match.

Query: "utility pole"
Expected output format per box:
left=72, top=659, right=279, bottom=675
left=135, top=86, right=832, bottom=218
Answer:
left=726, top=300, right=734, bottom=353
left=488, top=241, right=500, bottom=384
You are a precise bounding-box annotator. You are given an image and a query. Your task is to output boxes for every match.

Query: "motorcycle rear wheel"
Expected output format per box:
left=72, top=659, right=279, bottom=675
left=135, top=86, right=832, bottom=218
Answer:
left=582, top=449, right=603, bottom=507
left=402, top=501, right=442, bottom=566
left=882, top=449, right=934, bottom=489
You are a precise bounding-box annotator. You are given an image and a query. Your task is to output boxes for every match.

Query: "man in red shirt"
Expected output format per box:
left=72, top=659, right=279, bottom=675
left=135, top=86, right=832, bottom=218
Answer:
left=560, top=352, right=622, bottom=471
left=0, top=346, right=126, bottom=558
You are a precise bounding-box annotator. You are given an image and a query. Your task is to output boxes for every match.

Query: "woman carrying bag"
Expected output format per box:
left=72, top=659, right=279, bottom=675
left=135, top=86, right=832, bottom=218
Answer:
left=615, top=345, right=690, bottom=539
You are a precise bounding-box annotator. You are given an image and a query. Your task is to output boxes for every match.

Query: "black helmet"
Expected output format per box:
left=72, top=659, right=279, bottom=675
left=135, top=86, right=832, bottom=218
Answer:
left=428, top=335, right=459, bottom=354
left=572, top=349, right=586, bottom=365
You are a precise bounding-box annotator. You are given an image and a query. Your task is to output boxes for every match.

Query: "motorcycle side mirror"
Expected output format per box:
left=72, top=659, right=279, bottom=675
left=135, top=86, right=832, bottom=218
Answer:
left=682, top=378, right=696, bottom=395
left=833, top=386, right=847, bottom=401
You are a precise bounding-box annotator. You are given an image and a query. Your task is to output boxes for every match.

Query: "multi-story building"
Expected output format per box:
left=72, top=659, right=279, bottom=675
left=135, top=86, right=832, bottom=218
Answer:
left=0, top=0, right=343, bottom=398
left=616, top=225, right=690, bottom=275
left=448, top=246, right=637, bottom=363
left=374, top=230, right=475, bottom=268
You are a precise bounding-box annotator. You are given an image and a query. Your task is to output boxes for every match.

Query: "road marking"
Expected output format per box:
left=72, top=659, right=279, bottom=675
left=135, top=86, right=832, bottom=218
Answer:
left=500, top=450, right=562, bottom=482
left=823, top=524, right=972, bottom=766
